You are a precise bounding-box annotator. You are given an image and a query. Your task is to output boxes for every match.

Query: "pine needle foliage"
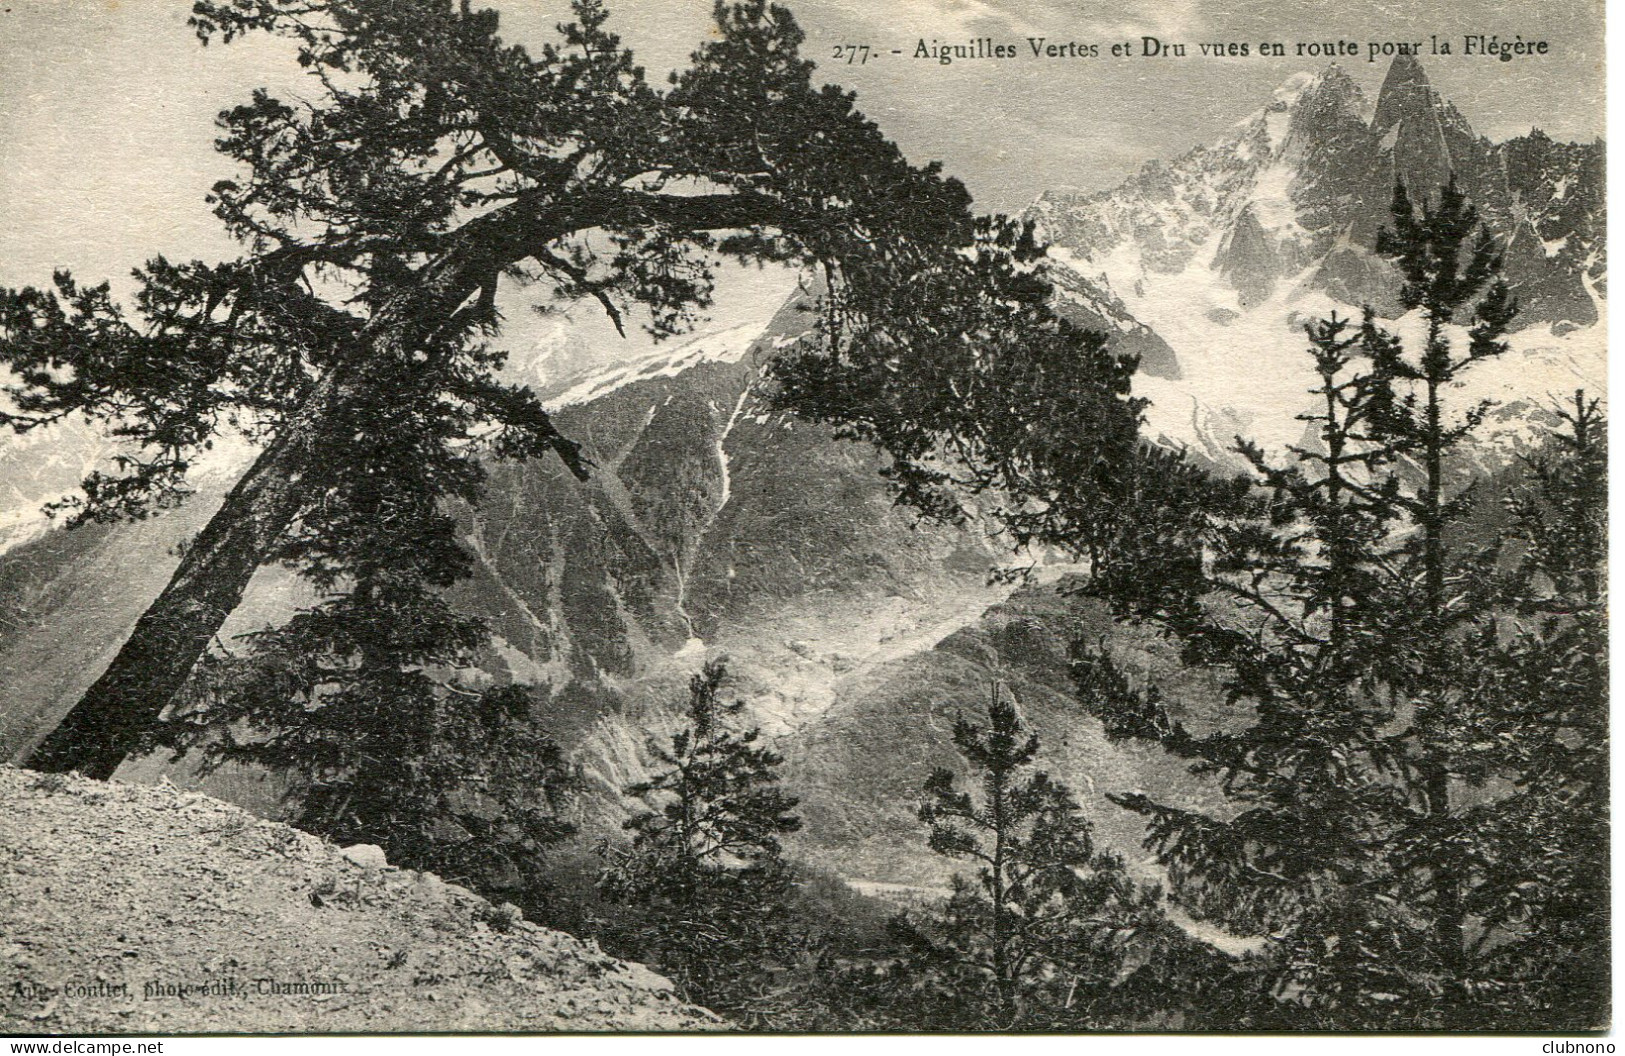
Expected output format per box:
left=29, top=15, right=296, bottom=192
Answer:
left=1074, top=180, right=1607, bottom=1028
left=882, top=685, right=1175, bottom=1030
left=596, top=660, right=804, bottom=1024
left=2, top=0, right=1144, bottom=780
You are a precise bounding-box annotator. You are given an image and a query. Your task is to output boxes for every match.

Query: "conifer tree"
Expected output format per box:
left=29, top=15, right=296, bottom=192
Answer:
left=1074, top=182, right=1604, bottom=1026
left=769, top=217, right=1149, bottom=552
left=163, top=410, right=582, bottom=895
left=1454, top=392, right=1608, bottom=1027
left=1363, top=177, right=1518, bottom=978
left=596, top=660, right=803, bottom=1022
left=885, top=685, right=1166, bottom=1030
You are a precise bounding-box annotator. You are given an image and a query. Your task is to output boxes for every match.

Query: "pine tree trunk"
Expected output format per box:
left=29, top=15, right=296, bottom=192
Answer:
left=990, top=741, right=1014, bottom=1026
left=23, top=232, right=462, bottom=777
left=1428, top=768, right=1464, bottom=970
left=26, top=380, right=336, bottom=778
left=1421, top=360, right=1463, bottom=973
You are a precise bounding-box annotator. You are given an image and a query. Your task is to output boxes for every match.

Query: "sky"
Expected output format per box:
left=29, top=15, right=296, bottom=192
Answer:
left=0, top=0, right=1604, bottom=330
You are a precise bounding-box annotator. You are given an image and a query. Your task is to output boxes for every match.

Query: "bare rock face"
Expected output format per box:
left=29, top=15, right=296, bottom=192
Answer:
left=1030, top=57, right=1604, bottom=334
left=0, top=766, right=720, bottom=1033
left=1212, top=205, right=1280, bottom=307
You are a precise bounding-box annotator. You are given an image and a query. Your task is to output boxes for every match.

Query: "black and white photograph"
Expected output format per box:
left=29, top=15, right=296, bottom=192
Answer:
left=0, top=0, right=1608, bottom=1037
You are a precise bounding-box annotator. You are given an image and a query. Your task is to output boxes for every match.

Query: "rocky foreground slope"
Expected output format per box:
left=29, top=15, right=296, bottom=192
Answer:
left=0, top=766, right=718, bottom=1033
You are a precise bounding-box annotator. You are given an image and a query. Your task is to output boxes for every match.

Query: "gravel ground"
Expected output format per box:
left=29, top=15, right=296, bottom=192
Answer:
left=0, top=765, right=720, bottom=1034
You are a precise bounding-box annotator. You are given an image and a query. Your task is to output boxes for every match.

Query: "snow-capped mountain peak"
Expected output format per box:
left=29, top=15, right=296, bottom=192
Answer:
left=1027, top=56, right=1605, bottom=468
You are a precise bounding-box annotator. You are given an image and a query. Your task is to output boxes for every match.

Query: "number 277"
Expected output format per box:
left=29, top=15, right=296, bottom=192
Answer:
left=832, top=45, right=872, bottom=64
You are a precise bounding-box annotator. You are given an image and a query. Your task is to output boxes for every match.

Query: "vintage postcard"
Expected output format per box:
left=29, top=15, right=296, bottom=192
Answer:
left=0, top=0, right=1607, bottom=1039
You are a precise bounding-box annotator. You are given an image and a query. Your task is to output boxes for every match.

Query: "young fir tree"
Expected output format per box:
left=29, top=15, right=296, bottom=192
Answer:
left=162, top=365, right=581, bottom=896
left=596, top=660, right=803, bottom=1024
left=1452, top=392, right=1608, bottom=1028
left=1075, top=181, right=1604, bottom=1026
left=881, top=685, right=1169, bottom=1030
left=1361, top=178, right=1520, bottom=991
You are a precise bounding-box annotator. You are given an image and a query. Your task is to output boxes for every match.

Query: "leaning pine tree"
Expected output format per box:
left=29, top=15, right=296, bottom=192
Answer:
left=160, top=357, right=583, bottom=897
left=1, top=0, right=1144, bottom=779
left=1075, top=179, right=1607, bottom=1027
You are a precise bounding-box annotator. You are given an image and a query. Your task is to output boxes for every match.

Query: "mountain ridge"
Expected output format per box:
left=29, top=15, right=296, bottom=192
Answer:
left=1030, top=58, right=1604, bottom=328
left=1028, top=56, right=1605, bottom=469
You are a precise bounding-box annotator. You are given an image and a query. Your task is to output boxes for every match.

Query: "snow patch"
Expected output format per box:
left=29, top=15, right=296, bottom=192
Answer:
left=544, top=323, right=761, bottom=410
left=1246, top=160, right=1304, bottom=239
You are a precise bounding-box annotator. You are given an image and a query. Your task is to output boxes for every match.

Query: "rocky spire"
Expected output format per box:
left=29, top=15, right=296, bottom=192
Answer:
left=1212, top=204, right=1279, bottom=307
left=1025, top=54, right=1594, bottom=327
left=1282, top=64, right=1375, bottom=240
left=1353, top=55, right=1511, bottom=252
left=1370, top=54, right=1457, bottom=200
left=1371, top=54, right=1440, bottom=135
